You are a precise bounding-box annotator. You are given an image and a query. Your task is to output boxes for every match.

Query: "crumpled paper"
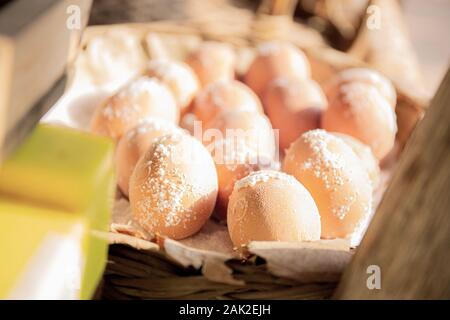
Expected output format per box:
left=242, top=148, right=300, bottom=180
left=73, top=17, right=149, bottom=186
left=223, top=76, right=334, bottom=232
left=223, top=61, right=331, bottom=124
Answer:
left=108, top=196, right=355, bottom=284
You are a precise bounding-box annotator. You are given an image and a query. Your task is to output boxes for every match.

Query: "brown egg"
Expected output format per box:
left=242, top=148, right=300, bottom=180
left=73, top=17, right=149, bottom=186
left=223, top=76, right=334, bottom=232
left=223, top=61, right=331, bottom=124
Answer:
left=129, top=133, right=218, bottom=240
left=244, top=41, right=311, bottom=97
left=321, top=80, right=397, bottom=159
left=325, top=68, right=396, bottom=108
left=186, top=42, right=236, bottom=87
left=263, top=77, right=327, bottom=151
left=332, top=133, right=380, bottom=189
left=203, top=110, right=277, bottom=160
left=192, top=80, right=263, bottom=125
left=91, top=76, right=179, bottom=141
left=283, top=129, right=372, bottom=239
left=179, top=112, right=198, bottom=136
left=227, top=170, right=321, bottom=247
left=209, top=139, right=279, bottom=221
left=146, top=59, right=200, bottom=115
left=116, top=119, right=184, bottom=197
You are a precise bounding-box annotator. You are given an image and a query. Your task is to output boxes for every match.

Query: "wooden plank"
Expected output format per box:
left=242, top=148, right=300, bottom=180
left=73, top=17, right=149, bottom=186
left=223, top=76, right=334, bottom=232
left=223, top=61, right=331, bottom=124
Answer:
left=334, top=68, right=450, bottom=299
left=0, top=0, right=92, bottom=161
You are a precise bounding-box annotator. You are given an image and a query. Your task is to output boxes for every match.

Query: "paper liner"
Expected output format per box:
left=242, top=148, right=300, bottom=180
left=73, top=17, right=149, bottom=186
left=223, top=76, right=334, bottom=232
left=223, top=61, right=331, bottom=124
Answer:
left=248, top=240, right=353, bottom=282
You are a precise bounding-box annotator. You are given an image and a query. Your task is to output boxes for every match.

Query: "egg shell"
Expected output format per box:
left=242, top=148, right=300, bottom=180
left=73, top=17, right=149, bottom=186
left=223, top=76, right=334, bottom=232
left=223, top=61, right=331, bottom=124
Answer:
left=203, top=110, right=277, bottom=160
left=192, top=80, right=263, bottom=125
left=129, top=133, right=218, bottom=240
left=227, top=170, right=321, bottom=247
left=179, top=112, right=198, bottom=136
left=244, top=41, right=311, bottom=97
left=91, top=76, right=179, bottom=141
left=209, top=139, right=279, bottom=221
left=325, top=68, right=396, bottom=108
left=146, top=59, right=200, bottom=115
left=186, top=42, right=236, bottom=87
left=115, top=119, right=183, bottom=196
left=264, top=77, right=327, bottom=151
left=283, top=129, right=372, bottom=239
left=332, top=133, right=380, bottom=189
left=321, top=81, right=397, bottom=159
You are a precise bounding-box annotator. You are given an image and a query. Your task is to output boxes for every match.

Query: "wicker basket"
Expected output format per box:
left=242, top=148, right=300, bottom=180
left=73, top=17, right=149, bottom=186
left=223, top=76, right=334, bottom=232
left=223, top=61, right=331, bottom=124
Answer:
left=62, top=0, right=429, bottom=300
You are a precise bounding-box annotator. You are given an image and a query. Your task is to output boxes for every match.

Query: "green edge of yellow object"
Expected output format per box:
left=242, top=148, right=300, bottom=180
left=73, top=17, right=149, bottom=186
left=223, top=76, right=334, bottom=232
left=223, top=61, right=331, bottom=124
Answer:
left=0, top=124, right=116, bottom=299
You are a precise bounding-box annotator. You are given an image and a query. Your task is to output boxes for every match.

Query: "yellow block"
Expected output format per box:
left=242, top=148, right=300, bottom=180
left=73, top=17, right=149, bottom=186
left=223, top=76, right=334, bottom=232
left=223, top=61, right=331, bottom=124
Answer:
left=0, top=124, right=115, bottom=299
left=0, top=198, right=88, bottom=299
left=0, top=124, right=115, bottom=214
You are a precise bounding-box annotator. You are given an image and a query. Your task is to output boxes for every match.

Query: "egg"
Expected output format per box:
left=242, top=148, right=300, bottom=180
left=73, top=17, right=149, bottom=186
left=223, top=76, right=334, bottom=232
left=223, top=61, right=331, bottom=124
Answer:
left=192, top=80, right=263, bottom=125
left=186, top=42, right=236, bottom=87
left=325, top=68, right=396, bottom=108
left=227, top=170, right=321, bottom=247
left=179, top=112, right=198, bottom=136
left=263, top=77, right=327, bottom=151
left=146, top=59, right=200, bottom=115
left=203, top=110, right=277, bottom=160
left=321, top=79, right=397, bottom=159
left=115, top=119, right=184, bottom=197
left=209, top=139, right=279, bottom=221
left=283, top=129, right=372, bottom=239
left=129, top=133, right=218, bottom=240
left=91, top=76, right=179, bottom=141
left=244, top=41, right=311, bottom=97
left=332, top=133, right=380, bottom=189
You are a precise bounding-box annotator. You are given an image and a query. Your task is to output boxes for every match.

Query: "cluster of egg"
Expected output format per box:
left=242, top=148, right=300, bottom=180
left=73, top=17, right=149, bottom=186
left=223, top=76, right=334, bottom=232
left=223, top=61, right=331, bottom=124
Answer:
left=90, top=40, right=398, bottom=246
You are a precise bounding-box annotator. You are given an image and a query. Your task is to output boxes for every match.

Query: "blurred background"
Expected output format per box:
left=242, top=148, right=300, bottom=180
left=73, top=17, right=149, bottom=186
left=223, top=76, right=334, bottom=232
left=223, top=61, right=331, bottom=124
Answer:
left=89, top=0, right=450, bottom=94
left=402, top=0, right=449, bottom=93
